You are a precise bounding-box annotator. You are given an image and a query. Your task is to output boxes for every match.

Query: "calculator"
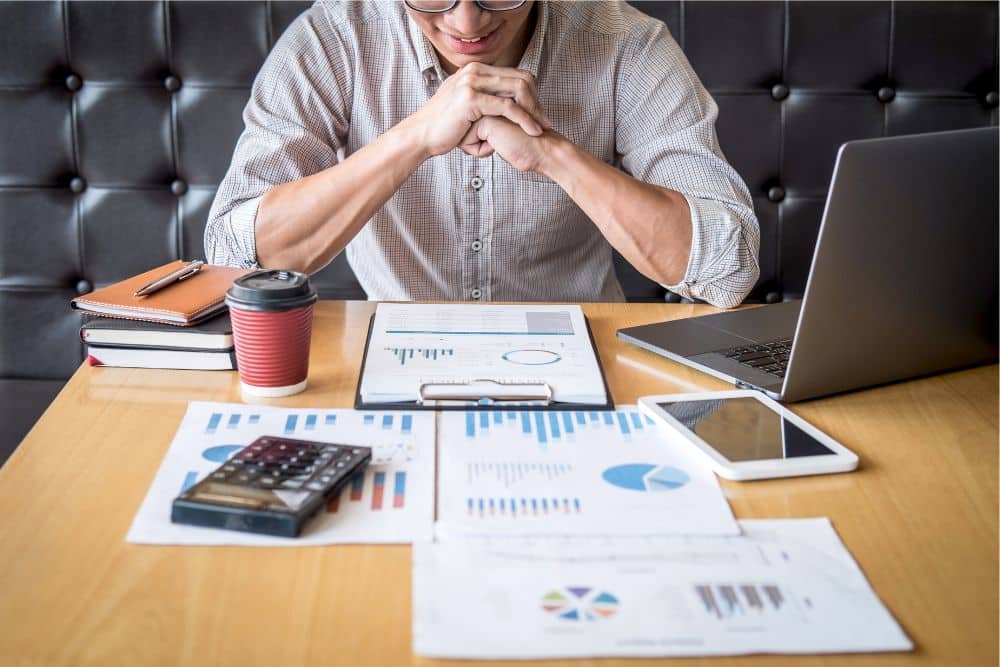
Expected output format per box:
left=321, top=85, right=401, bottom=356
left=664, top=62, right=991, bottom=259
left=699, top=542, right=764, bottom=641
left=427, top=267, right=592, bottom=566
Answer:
left=172, top=436, right=372, bottom=538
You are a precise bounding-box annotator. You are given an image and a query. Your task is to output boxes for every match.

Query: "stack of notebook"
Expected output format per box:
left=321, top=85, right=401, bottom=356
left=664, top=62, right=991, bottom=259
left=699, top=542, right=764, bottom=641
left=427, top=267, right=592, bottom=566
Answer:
left=72, top=261, right=249, bottom=370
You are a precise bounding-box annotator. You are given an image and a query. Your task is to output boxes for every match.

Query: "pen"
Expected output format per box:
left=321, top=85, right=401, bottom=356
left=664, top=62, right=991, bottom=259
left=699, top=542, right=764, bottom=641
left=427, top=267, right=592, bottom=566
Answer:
left=133, top=260, right=205, bottom=297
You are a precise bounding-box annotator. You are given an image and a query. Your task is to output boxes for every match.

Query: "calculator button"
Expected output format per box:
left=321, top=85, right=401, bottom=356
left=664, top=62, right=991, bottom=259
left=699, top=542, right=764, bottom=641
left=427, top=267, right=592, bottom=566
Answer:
left=305, top=482, right=327, bottom=492
left=281, top=480, right=304, bottom=489
left=236, top=473, right=253, bottom=483
left=258, top=477, right=279, bottom=488
left=319, top=476, right=333, bottom=484
left=323, top=446, right=340, bottom=453
left=351, top=449, right=361, bottom=455
left=211, top=472, right=228, bottom=480
left=222, top=465, right=237, bottom=472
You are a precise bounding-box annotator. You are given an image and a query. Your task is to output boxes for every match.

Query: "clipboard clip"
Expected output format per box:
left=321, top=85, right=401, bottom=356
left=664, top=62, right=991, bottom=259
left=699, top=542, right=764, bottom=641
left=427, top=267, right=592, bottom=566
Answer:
left=417, top=379, right=553, bottom=405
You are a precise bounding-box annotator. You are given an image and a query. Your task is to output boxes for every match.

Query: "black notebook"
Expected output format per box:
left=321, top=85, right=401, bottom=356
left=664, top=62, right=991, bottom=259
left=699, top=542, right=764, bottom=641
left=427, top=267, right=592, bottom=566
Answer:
left=85, top=344, right=236, bottom=371
left=81, top=313, right=233, bottom=351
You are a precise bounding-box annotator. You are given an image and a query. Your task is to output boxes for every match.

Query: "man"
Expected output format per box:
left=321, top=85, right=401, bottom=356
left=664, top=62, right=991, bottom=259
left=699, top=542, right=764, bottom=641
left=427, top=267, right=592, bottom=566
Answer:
left=206, top=0, right=759, bottom=307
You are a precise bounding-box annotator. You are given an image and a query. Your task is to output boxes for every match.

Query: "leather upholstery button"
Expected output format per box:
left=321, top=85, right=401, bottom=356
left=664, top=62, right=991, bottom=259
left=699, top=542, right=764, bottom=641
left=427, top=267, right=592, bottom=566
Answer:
left=69, top=177, right=86, bottom=194
left=765, top=291, right=782, bottom=304
left=164, top=75, right=181, bottom=92
left=877, top=86, right=895, bottom=103
left=986, top=91, right=999, bottom=108
left=65, top=73, right=82, bottom=92
left=767, top=186, right=785, bottom=203
left=170, top=179, right=188, bottom=196
left=75, top=279, right=93, bottom=296
left=770, top=83, right=789, bottom=101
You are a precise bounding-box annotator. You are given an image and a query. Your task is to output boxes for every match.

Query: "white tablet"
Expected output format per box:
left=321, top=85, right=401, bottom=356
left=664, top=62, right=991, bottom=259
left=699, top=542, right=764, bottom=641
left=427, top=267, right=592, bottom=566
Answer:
left=638, top=390, right=858, bottom=480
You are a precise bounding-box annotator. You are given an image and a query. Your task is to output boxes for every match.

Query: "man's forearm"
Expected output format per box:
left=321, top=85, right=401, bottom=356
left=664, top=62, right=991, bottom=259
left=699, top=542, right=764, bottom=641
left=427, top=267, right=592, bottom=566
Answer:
left=537, top=134, right=692, bottom=286
left=255, top=122, right=428, bottom=274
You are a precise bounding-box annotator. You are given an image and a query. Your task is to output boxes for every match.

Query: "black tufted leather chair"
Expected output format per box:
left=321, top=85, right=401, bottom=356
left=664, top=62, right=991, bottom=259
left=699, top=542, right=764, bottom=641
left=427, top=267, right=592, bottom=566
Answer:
left=1, top=1, right=997, bottom=460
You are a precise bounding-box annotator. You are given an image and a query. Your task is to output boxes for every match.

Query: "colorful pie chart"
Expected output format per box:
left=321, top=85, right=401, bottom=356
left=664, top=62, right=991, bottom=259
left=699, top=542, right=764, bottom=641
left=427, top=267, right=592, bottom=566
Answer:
left=542, top=587, right=619, bottom=621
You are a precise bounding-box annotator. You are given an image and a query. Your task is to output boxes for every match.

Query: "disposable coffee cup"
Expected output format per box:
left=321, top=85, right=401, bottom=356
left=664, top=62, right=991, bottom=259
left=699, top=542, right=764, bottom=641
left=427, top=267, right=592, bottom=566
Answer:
left=225, top=270, right=318, bottom=398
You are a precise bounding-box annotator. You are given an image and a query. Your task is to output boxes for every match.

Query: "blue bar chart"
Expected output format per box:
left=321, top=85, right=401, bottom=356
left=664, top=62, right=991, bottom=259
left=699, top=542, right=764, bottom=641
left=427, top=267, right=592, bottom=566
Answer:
left=463, top=408, right=656, bottom=445
left=466, top=496, right=582, bottom=518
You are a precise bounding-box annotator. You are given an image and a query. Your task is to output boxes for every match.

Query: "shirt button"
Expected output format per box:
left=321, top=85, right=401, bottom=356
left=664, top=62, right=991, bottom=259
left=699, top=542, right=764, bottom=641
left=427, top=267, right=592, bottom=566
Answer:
left=470, top=176, right=483, bottom=190
left=471, top=240, right=482, bottom=252
left=470, top=288, right=482, bottom=300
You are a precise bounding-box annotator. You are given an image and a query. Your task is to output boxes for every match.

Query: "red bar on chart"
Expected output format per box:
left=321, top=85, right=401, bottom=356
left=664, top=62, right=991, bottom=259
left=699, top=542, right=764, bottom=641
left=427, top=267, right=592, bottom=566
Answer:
left=371, top=471, right=386, bottom=510
left=393, top=471, right=406, bottom=508
left=350, top=473, right=364, bottom=502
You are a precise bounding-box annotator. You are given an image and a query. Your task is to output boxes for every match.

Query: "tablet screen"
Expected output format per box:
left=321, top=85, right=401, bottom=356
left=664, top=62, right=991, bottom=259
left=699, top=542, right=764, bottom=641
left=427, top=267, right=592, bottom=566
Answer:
left=657, top=397, right=835, bottom=462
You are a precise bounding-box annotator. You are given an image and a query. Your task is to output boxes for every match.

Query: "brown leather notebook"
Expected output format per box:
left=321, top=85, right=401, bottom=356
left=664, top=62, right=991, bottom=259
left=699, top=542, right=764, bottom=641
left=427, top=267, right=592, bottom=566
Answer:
left=71, top=261, right=250, bottom=326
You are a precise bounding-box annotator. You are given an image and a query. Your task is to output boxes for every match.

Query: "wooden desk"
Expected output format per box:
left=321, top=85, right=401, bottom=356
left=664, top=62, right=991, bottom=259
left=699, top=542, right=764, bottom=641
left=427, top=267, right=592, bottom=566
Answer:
left=1, top=302, right=996, bottom=666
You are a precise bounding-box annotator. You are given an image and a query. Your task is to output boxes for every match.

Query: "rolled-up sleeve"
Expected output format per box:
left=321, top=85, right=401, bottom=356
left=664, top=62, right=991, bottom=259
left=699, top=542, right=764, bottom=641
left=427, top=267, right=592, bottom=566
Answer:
left=616, top=20, right=760, bottom=309
left=204, top=8, right=352, bottom=268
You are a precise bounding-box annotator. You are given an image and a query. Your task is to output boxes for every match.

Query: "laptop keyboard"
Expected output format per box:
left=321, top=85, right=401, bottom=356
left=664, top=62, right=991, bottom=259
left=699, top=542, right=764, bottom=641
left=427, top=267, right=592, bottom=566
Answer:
left=717, top=337, right=793, bottom=378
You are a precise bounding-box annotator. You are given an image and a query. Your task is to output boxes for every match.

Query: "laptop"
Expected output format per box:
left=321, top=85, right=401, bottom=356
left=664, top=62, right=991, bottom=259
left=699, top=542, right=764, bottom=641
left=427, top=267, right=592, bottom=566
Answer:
left=618, top=127, right=999, bottom=402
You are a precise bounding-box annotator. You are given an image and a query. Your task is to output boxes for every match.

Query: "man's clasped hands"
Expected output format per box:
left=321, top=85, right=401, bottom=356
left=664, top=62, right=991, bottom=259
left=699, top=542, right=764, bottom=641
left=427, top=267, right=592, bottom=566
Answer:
left=401, top=62, right=556, bottom=174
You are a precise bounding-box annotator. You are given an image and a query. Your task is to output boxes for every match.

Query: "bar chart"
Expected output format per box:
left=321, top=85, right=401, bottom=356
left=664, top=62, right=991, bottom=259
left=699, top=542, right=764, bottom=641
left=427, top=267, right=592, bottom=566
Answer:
left=326, top=470, right=408, bottom=513
left=466, top=496, right=582, bottom=518
left=695, top=583, right=801, bottom=619
left=462, top=408, right=656, bottom=447
left=386, top=347, right=454, bottom=365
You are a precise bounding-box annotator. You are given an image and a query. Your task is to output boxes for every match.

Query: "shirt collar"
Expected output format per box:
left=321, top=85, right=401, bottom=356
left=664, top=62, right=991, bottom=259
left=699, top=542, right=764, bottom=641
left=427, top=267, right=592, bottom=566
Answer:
left=516, top=0, right=548, bottom=77
left=406, top=9, right=446, bottom=81
left=405, top=0, right=549, bottom=81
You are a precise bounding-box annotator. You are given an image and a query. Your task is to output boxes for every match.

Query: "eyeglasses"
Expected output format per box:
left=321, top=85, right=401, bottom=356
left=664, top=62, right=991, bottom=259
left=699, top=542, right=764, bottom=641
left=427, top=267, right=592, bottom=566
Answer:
left=404, top=0, right=527, bottom=14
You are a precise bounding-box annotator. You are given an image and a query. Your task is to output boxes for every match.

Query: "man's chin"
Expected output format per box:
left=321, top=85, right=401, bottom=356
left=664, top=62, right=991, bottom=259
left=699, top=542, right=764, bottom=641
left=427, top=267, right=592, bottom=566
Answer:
left=445, top=53, right=500, bottom=71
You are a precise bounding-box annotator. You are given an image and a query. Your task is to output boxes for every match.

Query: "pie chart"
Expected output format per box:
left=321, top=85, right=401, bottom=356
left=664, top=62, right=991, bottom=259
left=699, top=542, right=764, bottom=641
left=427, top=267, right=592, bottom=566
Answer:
left=542, top=587, right=619, bottom=621
left=202, top=444, right=243, bottom=463
left=602, top=463, right=690, bottom=492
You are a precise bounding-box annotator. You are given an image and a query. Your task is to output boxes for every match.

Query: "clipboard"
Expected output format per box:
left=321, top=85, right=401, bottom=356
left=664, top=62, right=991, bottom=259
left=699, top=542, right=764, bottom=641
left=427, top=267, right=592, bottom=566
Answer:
left=353, top=315, right=614, bottom=411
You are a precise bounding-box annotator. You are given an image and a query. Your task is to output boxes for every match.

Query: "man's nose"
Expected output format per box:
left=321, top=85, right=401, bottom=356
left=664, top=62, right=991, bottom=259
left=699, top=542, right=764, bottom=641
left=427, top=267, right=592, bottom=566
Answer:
left=445, top=1, right=491, bottom=34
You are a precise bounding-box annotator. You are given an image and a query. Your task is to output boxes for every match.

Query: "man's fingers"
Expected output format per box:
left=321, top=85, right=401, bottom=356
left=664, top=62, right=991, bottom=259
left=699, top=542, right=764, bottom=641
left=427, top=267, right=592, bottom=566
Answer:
left=459, top=139, right=493, bottom=160
left=475, top=94, right=543, bottom=136
left=477, top=141, right=494, bottom=158
left=465, top=67, right=551, bottom=129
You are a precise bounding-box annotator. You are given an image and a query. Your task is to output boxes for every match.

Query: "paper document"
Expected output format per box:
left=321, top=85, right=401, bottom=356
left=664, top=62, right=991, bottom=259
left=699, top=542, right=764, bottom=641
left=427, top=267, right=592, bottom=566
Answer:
left=413, top=519, right=913, bottom=658
left=435, top=406, right=739, bottom=538
left=359, top=303, right=607, bottom=405
left=127, top=402, right=435, bottom=545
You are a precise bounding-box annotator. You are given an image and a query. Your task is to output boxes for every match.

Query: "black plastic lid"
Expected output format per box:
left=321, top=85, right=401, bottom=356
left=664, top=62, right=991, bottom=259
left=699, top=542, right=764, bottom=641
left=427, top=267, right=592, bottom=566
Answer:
left=225, top=269, right=317, bottom=312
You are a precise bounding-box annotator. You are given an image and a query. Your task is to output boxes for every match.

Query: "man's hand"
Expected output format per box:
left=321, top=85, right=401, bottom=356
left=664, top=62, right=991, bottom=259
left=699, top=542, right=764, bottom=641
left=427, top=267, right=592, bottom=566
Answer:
left=459, top=116, right=554, bottom=174
left=400, top=62, right=550, bottom=158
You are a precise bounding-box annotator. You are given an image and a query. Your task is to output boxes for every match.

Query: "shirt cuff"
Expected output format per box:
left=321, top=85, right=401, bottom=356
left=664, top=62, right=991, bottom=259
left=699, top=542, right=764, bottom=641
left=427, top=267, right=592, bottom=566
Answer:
left=227, top=196, right=262, bottom=270
left=663, top=194, right=752, bottom=308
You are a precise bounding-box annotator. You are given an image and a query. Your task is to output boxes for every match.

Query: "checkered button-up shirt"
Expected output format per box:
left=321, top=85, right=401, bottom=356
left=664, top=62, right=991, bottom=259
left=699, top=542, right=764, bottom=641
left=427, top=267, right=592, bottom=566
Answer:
left=205, top=0, right=760, bottom=307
